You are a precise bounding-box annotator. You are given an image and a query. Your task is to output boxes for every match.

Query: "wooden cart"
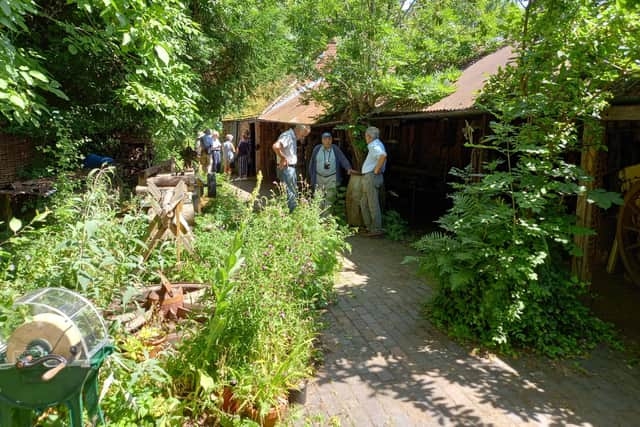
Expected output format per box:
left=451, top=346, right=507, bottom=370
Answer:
left=615, top=163, right=640, bottom=286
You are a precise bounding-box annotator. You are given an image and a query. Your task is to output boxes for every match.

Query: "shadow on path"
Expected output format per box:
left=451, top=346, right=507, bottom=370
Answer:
left=300, top=236, right=640, bottom=427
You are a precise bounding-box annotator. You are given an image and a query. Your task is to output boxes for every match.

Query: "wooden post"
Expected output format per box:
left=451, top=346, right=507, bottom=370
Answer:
left=0, top=194, right=12, bottom=225
left=175, top=200, right=182, bottom=264
left=255, top=122, right=263, bottom=179
left=572, top=121, right=603, bottom=282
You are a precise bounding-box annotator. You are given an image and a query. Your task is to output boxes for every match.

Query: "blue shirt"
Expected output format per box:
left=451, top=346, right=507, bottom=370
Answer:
left=361, top=139, right=387, bottom=174
left=200, top=135, right=213, bottom=153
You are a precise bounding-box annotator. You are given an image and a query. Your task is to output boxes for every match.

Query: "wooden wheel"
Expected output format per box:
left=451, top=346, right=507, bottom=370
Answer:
left=617, top=181, right=640, bottom=286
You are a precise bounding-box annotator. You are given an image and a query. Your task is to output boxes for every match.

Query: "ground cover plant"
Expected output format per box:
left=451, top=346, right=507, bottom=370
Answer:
left=409, top=0, right=640, bottom=357
left=0, top=170, right=348, bottom=426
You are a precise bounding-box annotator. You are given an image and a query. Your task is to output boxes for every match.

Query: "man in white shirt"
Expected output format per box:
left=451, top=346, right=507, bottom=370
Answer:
left=360, top=126, right=387, bottom=236
left=272, top=124, right=311, bottom=212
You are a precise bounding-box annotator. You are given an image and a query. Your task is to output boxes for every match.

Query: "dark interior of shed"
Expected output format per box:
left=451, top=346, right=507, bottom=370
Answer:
left=587, top=119, right=640, bottom=341
left=372, top=116, right=482, bottom=228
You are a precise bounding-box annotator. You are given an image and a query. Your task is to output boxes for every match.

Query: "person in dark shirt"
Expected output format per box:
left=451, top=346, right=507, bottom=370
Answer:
left=308, top=131, right=354, bottom=211
left=236, top=130, right=251, bottom=179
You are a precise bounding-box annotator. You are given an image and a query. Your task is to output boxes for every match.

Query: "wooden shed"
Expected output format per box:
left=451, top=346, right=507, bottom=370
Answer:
left=574, top=91, right=640, bottom=284
left=222, top=44, right=515, bottom=224
left=223, top=79, right=330, bottom=183
left=365, top=46, right=515, bottom=225
left=223, top=43, right=338, bottom=183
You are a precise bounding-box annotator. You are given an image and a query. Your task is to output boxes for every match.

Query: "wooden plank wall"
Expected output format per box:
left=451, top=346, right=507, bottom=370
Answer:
left=369, top=115, right=486, bottom=224
left=256, top=122, right=291, bottom=182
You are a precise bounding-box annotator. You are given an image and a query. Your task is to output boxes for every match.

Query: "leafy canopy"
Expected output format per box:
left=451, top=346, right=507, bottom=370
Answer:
left=1, top=0, right=305, bottom=173
left=288, top=0, right=518, bottom=165
left=412, top=0, right=640, bottom=357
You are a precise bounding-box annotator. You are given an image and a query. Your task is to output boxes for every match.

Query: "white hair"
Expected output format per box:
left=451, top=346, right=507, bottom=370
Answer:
left=365, top=126, right=380, bottom=139
left=295, top=124, right=311, bottom=133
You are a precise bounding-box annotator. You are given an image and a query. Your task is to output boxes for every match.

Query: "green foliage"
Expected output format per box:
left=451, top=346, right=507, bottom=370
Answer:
left=411, top=0, right=639, bottom=357
left=190, top=0, right=297, bottom=120
left=296, top=0, right=519, bottom=117
left=0, top=168, right=148, bottom=306
left=383, top=210, right=409, bottom=241
left=404, top=0, right=520, bottom=73
left=37, top=112, right=87, bottom=174
left=100, top=353, right=183, bottom=426
left=291, top=0, right=518, bottom=165
left=0, top=0, right=68, bottom=125
left=331, top=185, right=348, bottom=225
left=167, top=179, right=348, bottom=418
left=2, top=0, right=310, bottom=173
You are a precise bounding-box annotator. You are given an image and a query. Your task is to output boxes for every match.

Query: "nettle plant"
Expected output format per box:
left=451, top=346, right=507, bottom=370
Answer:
left=410, top=0, right=640, bottom=357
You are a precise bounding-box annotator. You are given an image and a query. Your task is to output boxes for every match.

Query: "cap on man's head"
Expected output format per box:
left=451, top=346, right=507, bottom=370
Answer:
left=321, top=132, right=332, bottom=139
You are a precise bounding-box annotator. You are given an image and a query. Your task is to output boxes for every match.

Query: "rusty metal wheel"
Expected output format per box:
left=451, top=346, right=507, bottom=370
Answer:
left=617, top=181, right=640, bottom=286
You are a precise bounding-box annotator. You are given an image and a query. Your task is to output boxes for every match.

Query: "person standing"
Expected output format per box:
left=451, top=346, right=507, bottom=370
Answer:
left=308, top=132, right=354, bottom=210
left=222, top=134, right=236, bottom=176
left=211, top=131, right=222, bottom=173
left=198, top=129, right=214, bottom=173
left=360, top=126, right=387, bottom=237
left=272, top=124, right=311, bottom=212
left=236, top=130, right=251, bottom=180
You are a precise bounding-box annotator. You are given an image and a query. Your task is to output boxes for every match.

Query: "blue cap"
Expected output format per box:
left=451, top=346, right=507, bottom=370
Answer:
left=321, top=132, right=332, bottom=138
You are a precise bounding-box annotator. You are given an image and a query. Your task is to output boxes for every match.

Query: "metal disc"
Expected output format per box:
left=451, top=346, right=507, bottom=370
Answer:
left=5, top=313, right=82, bottom=363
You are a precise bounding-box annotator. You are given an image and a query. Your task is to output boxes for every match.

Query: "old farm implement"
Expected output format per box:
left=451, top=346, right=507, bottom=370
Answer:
left=614, top=163, right=640, bottom=286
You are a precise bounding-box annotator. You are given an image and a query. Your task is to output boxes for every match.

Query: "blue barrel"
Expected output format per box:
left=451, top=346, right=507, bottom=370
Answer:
left=83, top=154, right=114, bottom=169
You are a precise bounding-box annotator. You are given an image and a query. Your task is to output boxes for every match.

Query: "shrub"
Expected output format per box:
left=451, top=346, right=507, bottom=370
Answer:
left=166, top=178, right=348, bottom=418
left=0, top=168, right=149, bottom=306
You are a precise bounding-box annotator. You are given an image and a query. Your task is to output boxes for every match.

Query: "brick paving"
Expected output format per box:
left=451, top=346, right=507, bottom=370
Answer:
left=295, top=236, right=640, bottom=427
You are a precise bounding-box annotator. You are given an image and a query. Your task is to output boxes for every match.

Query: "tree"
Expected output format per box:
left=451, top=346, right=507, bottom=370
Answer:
left=190, top=0, right=297, bottom=121
left=1, top=0, right=307, bottom=173
left=412, top=0, right=640, bottom=356
left=293, top=0, right=518, bottom=167
left=0, top=0, right=68, bottom=125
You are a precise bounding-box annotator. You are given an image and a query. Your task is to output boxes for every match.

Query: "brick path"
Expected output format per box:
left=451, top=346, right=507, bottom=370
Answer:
left=297, top=236, right=640, bottom=426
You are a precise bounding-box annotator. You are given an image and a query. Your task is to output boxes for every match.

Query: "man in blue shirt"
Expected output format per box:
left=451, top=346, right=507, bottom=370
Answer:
left=360, top=126, right=387, bottom=237
left=272, top=124, right=311, bottom=212
left=198, top=129, right=214, bottom=173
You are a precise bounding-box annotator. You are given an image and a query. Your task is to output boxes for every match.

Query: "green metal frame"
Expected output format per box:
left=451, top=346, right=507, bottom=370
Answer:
left=0, top=345, right=113, bottom=427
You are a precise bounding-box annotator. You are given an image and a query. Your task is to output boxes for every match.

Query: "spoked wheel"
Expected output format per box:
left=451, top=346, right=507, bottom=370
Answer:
left=617, top=181, right=640, bottom=287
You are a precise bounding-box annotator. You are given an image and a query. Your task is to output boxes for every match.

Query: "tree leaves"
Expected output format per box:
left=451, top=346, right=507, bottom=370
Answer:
left=154, top=45, right=170, bottom=66
left=9, top=218, right=22, bottom=234
left=413, top=0, right=639, bottom=357
left=587, top=189, right=623, bottom=210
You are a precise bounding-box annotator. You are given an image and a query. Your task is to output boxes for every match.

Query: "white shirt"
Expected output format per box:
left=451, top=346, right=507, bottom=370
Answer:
left=222, top=141, right=235, bottom=160
left=361, top=139, right=387, bottom=174
left=276, top=128, right=297, bottom=165
left=212, top=138, right=221, bottom=151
